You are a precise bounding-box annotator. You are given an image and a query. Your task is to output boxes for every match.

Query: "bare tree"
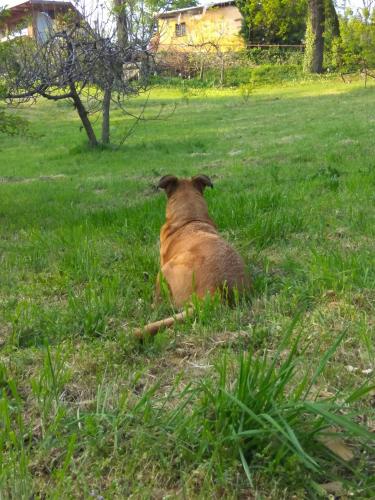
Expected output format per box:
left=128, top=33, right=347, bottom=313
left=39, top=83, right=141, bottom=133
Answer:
left=0, top=1, right=155, bottom=147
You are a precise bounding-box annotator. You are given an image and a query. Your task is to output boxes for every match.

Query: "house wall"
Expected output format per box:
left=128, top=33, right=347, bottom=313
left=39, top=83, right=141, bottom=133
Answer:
left=157, top=5, right=244, bottom=53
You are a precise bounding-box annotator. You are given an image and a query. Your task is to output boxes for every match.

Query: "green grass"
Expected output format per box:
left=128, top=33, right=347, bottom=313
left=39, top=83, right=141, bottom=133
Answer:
left=1, top=78, right=375, bottom=498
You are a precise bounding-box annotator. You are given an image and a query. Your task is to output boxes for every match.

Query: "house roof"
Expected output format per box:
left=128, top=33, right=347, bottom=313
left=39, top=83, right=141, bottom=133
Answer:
left=157, top=1, right=236, bottom=19
left=5, top=0, right=76, bottom=8
left=5, top=0, right=78, bottom=17
left=3, top=0, right=80, bottom=25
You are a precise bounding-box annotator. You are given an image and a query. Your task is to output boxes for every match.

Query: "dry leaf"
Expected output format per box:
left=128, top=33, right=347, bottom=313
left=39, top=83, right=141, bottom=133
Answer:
left=320, top=481, right=344, bottom=494
left=318, top=390, right=335, bottom=399
left=320, top=437, right=354, bottom=461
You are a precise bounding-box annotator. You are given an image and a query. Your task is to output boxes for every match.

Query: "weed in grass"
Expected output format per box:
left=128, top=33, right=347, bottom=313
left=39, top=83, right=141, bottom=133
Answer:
left=312, top=165, right=342, bottom=191
left=239, top=83, right=254, bottom=104
left=0, top=365, right=32, bottom=498
left=30, top=344, right=71, bottom=432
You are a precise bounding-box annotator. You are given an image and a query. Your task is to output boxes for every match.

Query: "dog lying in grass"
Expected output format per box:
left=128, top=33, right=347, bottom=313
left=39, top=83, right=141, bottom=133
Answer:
left=135, top=175, right=250, bottom=338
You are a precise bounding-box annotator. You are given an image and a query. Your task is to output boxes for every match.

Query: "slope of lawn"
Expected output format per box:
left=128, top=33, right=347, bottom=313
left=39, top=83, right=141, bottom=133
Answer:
left=0, top=78, right=374, bottom=498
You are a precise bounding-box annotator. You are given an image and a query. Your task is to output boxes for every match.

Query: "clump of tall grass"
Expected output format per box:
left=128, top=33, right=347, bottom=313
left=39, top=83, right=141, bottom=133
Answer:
left=160, top=318, right=375, bottom=491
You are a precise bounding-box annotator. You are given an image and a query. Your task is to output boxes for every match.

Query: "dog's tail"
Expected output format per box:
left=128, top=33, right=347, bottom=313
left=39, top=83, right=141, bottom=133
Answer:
left=134, top=307, right=193, bottom=340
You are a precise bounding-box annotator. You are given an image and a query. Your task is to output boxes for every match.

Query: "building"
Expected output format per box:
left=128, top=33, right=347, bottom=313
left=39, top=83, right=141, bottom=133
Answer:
left=155, top=1, right=245, bottom=53
left=0, top=0, right=80, bottom=43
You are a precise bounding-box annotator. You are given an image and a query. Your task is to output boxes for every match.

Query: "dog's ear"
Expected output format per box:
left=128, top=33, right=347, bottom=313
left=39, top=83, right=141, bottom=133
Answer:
left=158, top=175, right=178, bottom=196
left=191, top=175, right=213, bottom=193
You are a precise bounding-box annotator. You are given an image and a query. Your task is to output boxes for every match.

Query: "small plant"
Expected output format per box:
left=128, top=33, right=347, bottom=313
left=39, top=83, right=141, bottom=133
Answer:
left=30, top=344, right=71, bottom=432
left=0, top=364, right=32, bottom=497
left=0, top=109, right=29, bottom=136
left=312, top=165, right=341, bottom=191
left=239, top=83, right=254, bottom=103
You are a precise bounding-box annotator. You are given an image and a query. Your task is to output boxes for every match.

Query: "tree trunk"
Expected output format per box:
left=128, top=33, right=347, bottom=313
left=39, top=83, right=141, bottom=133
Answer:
left=326, top=0, right=340, bottom=38
left=220, top=56, right=225, bottom=86
left=305, top=0, right=325, bottom=73
left=70, top=84, right=98, bottom=147
left=199, top=58, right=204, bottom=80
left=114, top=0, right=128, bottom=48
left=101, top=87, right=111, bottom=145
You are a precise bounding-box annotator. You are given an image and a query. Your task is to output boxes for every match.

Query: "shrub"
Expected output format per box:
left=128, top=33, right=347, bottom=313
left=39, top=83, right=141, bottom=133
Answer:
left=205, top=63, right=302, bottom=87
left=246, top=47, right=304, bottom=66
left=329, top=11, right=375, bottom=73
left=0, top=109, right=29, bottom=136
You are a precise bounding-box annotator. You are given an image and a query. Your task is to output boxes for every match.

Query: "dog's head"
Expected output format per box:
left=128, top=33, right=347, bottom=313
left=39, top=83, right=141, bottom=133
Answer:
left=157, top=175, right=213, bottom=198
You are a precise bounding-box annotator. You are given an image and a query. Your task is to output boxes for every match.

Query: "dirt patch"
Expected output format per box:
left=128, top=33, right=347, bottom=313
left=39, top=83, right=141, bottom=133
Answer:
left=276, top=135, right=304, bottom=145
left=0, top=174, right=67, bottom=184
left=39, top=174, right=67, bottom=181
left=338, top=138, right=359, bottom=146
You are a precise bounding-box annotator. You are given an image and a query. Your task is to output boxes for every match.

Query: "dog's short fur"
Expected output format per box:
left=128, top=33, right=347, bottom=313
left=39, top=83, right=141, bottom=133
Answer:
left=156, top=174, right=249, bottom=307
left=134, top=175, right=250, bottom=338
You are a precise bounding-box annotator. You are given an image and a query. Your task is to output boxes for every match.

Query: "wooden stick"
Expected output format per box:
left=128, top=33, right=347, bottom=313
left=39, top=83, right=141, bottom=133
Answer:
left=134, top=308, right=192, bottom=339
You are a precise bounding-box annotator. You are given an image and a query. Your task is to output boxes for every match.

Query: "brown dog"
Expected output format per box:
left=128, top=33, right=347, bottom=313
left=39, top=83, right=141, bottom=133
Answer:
left=135, top=174, right=250, bottom=337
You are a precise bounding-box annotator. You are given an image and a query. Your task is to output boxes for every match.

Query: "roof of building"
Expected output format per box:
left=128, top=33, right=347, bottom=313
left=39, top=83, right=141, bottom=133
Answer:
left=6, top=0, right=75, bottom=7
left=5, top=0, right=77, bottom=15
left=157, top=1, right=236, bottom=19
left=3, top=0, right=80, bottom=25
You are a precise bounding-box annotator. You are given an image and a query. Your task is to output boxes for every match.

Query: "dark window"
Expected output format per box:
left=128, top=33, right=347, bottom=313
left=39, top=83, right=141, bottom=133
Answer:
left=175, top=22, right=186, bottom=37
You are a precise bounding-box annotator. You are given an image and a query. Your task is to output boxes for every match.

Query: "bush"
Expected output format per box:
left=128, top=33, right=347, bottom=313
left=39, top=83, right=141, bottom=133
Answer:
left=0, top=109, right=29, bottom=136
left=152, top=64, right=303, bottom=88
left=246, top=47, right=304, bottom=66
left=154, top=47, right=304, bottom=88
left=329, top=10, right=375, bottom=73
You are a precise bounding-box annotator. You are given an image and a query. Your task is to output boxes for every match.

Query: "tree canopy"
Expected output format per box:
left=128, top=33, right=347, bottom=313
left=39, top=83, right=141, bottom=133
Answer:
left=237, top=0, right=308, bottom=44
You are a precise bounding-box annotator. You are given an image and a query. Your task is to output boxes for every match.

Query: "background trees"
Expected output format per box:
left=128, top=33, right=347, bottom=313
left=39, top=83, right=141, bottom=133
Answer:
left=0, top=7, right=29, bottom=136
left=236, top=0, right=344, bottom=74
left=333, top=2, right=375, bottom=76
left=0, top=1, right=154, bottom=147
left=236, top=0, right=308, bottom=44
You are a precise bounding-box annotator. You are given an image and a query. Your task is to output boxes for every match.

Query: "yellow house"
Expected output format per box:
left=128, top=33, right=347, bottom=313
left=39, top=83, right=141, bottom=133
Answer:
left=155, top=1, right=245, bottom=53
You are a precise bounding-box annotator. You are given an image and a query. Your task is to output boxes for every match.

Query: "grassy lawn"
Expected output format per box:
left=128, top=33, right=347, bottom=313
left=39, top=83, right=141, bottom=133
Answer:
left=1, top=79, right=375, bottom=498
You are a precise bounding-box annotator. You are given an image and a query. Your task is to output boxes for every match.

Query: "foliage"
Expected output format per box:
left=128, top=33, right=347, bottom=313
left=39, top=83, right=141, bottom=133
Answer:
left=237, top=0, right=307, bottom=44
left=0, top=5, right=9, bottom=23
left=0, top=49, right=29, bottom=136
left=154, top=63, right=302, bottom=86
left=245, top=46, right=304, bottom=65
left=330, top=8, right=375, bottom=73
left=0, top=109, right=28, bottom=136
left=210, top=63, right=302, bottom=86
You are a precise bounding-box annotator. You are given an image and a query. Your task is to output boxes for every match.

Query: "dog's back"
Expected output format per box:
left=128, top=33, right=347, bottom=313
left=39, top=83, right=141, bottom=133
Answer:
left=158, top=175, right=249, bottom=307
